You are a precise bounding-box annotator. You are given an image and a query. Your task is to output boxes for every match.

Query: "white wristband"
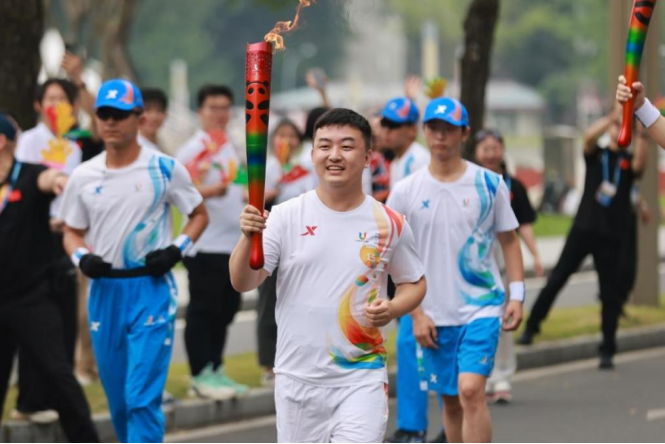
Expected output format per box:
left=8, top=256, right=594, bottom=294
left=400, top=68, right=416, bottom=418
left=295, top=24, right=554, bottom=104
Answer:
left=634, top=98, right=661, bottom=128
left=70, top=247, right=90, bottom=267
left=173, top=234, right=193, bottom=255
left=508, top=281, right=525, bottom=302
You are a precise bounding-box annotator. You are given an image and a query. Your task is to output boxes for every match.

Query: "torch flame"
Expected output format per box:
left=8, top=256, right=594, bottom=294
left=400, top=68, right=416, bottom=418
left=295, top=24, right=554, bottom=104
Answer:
left=264, top=0, right=313, bottom=52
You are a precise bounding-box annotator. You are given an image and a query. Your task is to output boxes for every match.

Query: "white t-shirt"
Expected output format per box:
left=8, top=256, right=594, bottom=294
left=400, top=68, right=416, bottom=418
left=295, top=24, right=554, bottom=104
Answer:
left=389, top=141, right=430, bottom=189
left=16, top=122, right=82, bottom=217
left=138, top=133, right=160, bottom=152
left=177, top=130, right=244, bottom=255
left=59, top=147, right=202, bottom=269
left=387, top=162, right=518, bottom=326
left=265, top=155, right=317, bottom=205
left=263, top=190, right=424, bottom=387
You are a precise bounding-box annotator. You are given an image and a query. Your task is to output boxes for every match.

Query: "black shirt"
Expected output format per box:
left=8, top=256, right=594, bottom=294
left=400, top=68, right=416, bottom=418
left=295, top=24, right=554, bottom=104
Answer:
left=505, top=174, right=537, bottom=226
left=0, top=160, right=54, bottom=305
left=67, top=127, right=105, bottom=162
left=573, top=146, right=636, bottom=238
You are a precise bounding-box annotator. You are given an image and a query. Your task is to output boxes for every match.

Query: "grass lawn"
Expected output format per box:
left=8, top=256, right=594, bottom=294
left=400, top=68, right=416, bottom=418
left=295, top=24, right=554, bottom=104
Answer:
left=4, top=298, right=665, bottom=420
left=533, top=213, right=573, bottom=238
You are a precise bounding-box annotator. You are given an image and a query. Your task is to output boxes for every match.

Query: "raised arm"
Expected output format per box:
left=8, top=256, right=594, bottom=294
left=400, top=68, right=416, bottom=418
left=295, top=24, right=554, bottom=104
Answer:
left=617, top=75, right=665, bottom=148
left=229, top=205, right=270, bottom=292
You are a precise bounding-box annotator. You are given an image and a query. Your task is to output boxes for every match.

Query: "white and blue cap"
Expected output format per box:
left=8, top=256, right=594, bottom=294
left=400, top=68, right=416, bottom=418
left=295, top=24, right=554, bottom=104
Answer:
left=95, top=79, right=144, bottom=111
left=423, top=97, right=469, bottom=127
left=381, top=97, right=420, bottom=124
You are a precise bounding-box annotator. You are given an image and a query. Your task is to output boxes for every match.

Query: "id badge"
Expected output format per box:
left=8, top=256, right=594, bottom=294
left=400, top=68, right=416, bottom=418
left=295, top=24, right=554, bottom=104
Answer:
left=596, top=180, right=617, bottom=207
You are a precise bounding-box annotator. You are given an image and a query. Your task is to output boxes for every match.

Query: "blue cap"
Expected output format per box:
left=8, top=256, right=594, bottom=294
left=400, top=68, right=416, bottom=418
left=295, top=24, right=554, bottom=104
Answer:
left=0, top=113, right=17, bottom=141
left=95, top=79, right=144, bottom=111
left=423, top=97, right=469, bottom=127
left=381, top=97, right=419, bottom=124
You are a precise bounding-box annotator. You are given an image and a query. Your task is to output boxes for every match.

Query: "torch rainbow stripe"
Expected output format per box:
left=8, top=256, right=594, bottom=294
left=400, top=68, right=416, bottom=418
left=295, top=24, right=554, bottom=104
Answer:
left=245, top=41, right=273, bottom=269
left=618, top=0, right=658, bottom=148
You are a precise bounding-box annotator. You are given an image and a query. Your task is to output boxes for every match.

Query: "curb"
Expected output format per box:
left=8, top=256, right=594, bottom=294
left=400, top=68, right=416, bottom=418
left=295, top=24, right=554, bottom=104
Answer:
left=2, top=324, right=664, bottom=443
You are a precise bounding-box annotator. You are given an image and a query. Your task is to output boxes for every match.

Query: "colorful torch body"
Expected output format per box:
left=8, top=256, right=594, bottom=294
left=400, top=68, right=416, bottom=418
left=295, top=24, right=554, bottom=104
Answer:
left=618, top=0, right=658, bottom=148
left=245, top=42, right=273, bottom=270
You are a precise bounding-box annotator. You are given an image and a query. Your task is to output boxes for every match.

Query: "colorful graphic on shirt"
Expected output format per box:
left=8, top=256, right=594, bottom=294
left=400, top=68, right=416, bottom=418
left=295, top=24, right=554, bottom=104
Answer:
left=41, top=103, right=77, bottom=170
left=329, top=202, right=404, bottom=369
left=122, top=155, right=174, bottom=268
left=457, top=170, right=504, bottom=306
left=185, top=130, right=228, bottom=185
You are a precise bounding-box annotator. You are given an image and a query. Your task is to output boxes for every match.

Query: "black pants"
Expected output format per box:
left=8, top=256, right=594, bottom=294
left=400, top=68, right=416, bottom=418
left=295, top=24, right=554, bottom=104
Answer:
left=0, top=287, right=98, bottom=442
left=257, top=269, right=278, bottom=368
left=184, top=253, right=241, bottom=376
left=17, top=254, right=78, bottom=412
left=617, top=215, right=638, bottom=301
left=526, top=227, right=625, bottom=355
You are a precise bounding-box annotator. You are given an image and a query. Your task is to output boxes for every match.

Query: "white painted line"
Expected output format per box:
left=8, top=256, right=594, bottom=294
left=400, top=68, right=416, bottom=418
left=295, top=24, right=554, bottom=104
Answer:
left=514, top=347, right=665, bottom=382
left=646, top=408, right=665, bottom=422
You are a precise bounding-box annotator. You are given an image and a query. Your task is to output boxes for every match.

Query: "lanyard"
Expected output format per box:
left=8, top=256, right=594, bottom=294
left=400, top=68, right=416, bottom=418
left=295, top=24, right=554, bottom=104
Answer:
left=602, top=151, right=623, bottom=188
left=0, top=160, right=22, bottom=216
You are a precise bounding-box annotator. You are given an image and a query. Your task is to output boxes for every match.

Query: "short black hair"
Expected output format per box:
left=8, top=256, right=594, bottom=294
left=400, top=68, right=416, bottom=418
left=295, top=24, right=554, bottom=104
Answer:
left=314, top=108, right=372, bottom=151
left=305, top=106, right=330, bottom=141
left=36, top=78, right=78, bottom=105
left=141, top=87, right=168, bottom=111
left=197, top=84, right=234, bottom=109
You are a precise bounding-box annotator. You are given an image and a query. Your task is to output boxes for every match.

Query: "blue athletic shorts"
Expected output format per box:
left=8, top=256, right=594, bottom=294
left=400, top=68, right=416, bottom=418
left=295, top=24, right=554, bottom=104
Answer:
left=422, top=317, right=501, bottom=396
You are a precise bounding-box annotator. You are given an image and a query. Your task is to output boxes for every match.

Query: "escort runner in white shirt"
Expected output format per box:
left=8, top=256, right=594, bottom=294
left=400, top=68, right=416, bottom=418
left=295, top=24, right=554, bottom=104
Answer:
left=387, top=97, right=524, bottom=444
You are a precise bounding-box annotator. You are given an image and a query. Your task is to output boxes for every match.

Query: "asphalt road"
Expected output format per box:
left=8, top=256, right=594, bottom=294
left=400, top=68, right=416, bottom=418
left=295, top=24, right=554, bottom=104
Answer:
left=166, top=347, right=665, bottom=443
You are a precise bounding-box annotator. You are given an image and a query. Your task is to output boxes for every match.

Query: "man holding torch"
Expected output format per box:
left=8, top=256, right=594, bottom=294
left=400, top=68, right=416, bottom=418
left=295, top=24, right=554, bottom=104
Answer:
left=230, top=108, right=427, bottom=443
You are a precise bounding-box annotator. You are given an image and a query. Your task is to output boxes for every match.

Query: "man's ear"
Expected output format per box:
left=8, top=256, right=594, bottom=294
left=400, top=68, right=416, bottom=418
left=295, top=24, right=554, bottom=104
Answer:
left=461, top=126, right=471, bottom=143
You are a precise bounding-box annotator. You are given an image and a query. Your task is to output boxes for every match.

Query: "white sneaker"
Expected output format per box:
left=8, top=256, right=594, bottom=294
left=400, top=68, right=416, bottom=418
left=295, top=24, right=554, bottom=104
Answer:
left=493, top=380, right=512, bottom=404
left=260, top=371, right=275, bottom=388
left=11, top=409, right=59, bottom=424
left=189, top=364, right=235, bottom=401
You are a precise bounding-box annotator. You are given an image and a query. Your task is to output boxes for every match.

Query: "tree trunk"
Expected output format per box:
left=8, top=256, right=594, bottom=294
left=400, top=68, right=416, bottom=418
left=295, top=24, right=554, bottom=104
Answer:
left=101, top=0, right=139, bottom=82
left=0, top=0, right=44, bottom=129
left=460, top=0, right=499, bottom=160
left=62, top=0, right=92, bottom=46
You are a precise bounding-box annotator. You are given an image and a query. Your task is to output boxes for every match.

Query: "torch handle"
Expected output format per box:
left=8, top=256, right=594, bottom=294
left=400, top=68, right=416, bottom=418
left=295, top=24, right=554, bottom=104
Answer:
left=250, top=232, right=264, bottom=270
left=618, top=93, right=634, bottom=149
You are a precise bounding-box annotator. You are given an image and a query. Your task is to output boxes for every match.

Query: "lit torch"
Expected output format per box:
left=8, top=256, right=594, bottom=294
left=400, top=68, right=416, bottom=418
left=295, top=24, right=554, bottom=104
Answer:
left=245, top=0, right=313, bottom=270
left=618, top=0, right=658, bottom=148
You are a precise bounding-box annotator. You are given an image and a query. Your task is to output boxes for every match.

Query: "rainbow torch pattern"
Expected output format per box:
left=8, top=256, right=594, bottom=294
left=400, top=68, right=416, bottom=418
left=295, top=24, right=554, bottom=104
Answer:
left=245, top=41, right=273, bottom=269
left=618, top=0, right=658, bottom=148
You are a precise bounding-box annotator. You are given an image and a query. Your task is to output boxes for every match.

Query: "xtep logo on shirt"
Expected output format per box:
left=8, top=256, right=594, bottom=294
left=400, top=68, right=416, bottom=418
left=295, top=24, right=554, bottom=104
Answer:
left=300, top=225, right=318, bottom=236
left=462, top=198, right=471, bottom=208
left=421, top=199, right=430, bottom=209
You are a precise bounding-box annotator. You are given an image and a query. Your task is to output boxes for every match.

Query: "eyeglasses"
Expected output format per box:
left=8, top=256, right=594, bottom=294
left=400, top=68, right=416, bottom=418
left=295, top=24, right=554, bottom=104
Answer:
left=96, top=107, right=141, bottom=121
left=475, top=129, right=504, bottom=144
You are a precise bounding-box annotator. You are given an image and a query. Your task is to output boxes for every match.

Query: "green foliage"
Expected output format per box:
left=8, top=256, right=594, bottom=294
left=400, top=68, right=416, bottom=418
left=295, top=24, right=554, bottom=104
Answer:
left=383, top=0, right=614, bottom=123
left=128, top=0, right=347, bottom=104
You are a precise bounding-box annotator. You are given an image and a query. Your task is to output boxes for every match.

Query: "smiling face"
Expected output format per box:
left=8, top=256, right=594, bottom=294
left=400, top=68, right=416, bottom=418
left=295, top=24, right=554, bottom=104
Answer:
left=312, top=125, right=370, bottom=190
left=475, top=135, right=504, bottom=173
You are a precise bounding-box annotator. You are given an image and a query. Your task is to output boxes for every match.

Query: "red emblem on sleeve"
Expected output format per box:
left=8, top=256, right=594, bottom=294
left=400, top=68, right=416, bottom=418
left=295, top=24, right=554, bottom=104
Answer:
left=8, top=190, right=22, bottom=203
